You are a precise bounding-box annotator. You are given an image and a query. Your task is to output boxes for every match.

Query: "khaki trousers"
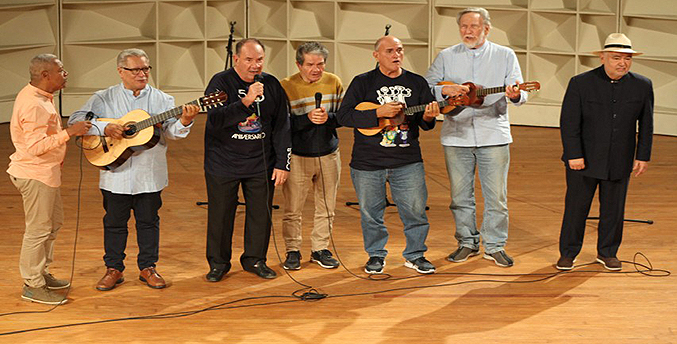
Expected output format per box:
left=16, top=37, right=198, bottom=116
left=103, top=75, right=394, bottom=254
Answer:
left=282, top=150, right=341, bottom=252
left=10, top=176, right=63, bottom=288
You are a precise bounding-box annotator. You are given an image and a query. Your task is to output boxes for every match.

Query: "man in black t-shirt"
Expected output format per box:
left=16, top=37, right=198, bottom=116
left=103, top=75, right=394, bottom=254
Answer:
left=337, top=36, right=440, bottom=275
left=203, top=38, right=291, bottom=281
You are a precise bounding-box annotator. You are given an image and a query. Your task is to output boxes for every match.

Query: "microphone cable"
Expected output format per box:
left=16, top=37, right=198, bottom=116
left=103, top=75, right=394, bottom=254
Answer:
left=252, top=75, right=326, bottom=300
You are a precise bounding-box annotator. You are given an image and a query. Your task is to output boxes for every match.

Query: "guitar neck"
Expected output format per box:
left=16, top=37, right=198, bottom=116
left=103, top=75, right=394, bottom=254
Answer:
left=403, top=99, right=455, bottom=115
left=475, top=86, right=505, bottom=97
left=135, top=99, right=200, bottom=131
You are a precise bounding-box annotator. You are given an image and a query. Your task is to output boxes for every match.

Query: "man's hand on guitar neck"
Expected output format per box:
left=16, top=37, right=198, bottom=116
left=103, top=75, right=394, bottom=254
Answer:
left=376, top=102, right=403, bottom=118
left=423, top=101, right=441, bottom=122
left=441, top=83, right=470, bottom=98
left=505, top=82, right=521, bottom=102
left=179, top=104, right=200, bottom=126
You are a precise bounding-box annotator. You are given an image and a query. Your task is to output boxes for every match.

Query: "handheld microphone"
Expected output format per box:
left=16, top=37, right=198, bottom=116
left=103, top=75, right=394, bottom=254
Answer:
left=84, top=111, right=109, bottom=153
left=314, top=92, right=322, bottom=109
left=253, top=74, right=263, bottom=115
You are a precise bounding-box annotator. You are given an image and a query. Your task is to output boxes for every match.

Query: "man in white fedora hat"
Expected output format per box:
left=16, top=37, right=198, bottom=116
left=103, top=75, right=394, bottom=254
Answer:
left=556, top=33, right=653, bottom=271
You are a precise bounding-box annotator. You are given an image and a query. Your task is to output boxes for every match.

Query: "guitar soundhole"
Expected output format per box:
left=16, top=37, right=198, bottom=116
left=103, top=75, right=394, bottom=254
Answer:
left=124, top=124, right=138, bottom=138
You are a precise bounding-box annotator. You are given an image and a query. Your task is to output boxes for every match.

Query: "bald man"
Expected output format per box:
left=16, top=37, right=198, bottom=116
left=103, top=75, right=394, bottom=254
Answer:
left=337, top=36, right=440, bottom=275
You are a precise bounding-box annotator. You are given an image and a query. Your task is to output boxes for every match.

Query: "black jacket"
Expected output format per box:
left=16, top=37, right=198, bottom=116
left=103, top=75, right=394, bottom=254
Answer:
left=560, top=66, right=653, bottom=180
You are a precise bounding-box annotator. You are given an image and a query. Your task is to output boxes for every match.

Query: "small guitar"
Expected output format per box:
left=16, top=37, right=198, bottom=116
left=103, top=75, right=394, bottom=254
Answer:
left=436, top=81, right=540, bottom=113
left=82, top=91, right=227, bottom=170
left=355, top=95, right=468, bottom=136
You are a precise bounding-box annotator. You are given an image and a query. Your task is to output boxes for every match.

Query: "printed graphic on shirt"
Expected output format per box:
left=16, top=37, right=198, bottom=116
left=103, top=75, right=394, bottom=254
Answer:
left=376, top=85, right=412, bottom=147
left=238, top=113, right=262, bottom=133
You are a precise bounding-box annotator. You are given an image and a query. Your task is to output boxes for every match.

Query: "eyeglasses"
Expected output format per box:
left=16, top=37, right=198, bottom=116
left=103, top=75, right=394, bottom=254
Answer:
left=121, top=66, right=152, bottom=75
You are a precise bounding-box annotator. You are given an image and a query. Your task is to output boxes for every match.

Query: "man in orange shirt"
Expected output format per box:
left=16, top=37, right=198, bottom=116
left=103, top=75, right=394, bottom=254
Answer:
left=7, top=54, right=91, bottom=305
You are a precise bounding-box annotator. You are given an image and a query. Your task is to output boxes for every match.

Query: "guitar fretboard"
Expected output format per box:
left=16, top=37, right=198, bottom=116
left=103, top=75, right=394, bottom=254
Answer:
left=476, top=86, right=505, bottom=97
left=134, top=99, right=201, bottom=131
left=403, top=98, right=457, bottom=115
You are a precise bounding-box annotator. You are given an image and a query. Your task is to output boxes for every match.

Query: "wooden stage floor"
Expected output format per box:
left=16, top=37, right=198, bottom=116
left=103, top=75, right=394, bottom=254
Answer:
left=1, top=118, right=675, bottom=343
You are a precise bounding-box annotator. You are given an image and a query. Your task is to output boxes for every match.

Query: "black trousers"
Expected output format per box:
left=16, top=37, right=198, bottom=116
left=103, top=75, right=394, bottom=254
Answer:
left=559, top=169, right=630, bottom=258
left=101, top=190, right=163, bottom=272
left=205, top=172, right=274, bottom=272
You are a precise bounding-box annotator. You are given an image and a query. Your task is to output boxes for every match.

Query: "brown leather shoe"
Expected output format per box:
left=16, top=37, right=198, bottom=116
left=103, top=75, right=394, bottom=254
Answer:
left=96, top=268, right=124, bottom=291
left=139, top=267, right=166, bottom=289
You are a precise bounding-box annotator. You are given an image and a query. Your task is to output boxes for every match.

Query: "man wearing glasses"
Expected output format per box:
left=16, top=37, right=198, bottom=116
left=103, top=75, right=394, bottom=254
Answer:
left=69, top=48, right=199, bottom=291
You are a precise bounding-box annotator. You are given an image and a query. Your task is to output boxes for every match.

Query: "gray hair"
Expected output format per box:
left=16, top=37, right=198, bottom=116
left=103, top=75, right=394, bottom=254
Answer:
left=29, top=53, right=58, bottom=81
left=456, top=7, right=492, bottom=28
left=117, top=48, right=149, bottom=67
left=295, top=41, right=329, bottom=65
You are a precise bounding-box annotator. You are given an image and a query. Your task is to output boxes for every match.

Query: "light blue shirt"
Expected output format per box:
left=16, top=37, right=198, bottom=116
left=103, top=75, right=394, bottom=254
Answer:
left=69, top=83, right=192, bottom=195
left=425, top=41, right=527, bottom=147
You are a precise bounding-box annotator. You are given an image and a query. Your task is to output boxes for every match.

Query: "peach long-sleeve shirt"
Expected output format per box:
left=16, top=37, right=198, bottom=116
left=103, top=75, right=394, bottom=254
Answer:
left=7, top=83, right=70, bottom=187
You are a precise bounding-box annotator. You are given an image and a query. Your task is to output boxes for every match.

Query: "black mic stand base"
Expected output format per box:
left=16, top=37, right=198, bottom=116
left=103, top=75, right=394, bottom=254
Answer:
left=196, top=201, right=280, bottom=210
left=586, top=216, right=653, bottom=225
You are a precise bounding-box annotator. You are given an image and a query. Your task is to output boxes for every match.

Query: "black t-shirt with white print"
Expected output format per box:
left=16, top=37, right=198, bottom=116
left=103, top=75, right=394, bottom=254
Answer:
left=337, top=68, right=435, bottom=171
left=204, top=68, right=291, bottom=178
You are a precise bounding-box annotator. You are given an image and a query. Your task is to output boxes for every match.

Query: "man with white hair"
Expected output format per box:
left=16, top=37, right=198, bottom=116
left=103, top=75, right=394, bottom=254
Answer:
left=69, top=48, right=199, bottom=290
left=556, top=33, right=653, bottom=271
left=8, top=54, right=91, bottom=304
left=425, top=7, right=527, bottom=267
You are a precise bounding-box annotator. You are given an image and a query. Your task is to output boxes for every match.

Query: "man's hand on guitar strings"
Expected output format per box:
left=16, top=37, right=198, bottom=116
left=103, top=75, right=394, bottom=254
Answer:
left=376, top=102, right=403, bottom=118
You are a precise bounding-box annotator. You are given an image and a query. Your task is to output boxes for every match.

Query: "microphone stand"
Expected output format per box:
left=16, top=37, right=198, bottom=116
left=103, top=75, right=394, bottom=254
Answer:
left=224, top=21, right=236, bottom=70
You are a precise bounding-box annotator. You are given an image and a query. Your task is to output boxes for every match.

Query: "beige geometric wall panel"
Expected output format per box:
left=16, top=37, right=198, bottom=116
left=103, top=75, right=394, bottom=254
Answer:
left=249, top=0, right=286, bottom=38
left=289, top=1, right=334, bottom=40
left=207, top=1, right=246, bottom=39
left=158, top=42, right=205, bottom=91
left=0, top=5, right=57, bottom=48
left=62, top=2, right=156, bottom=42
left=1, top=0, right=676, bottom=135
left=158, top=1, right=204, bottom=40
left=336, top=3, right=429, bottom=44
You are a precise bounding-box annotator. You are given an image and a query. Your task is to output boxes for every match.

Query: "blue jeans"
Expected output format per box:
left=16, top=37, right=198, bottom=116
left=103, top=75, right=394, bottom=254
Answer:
left=350, top=162, right=430, bottom=261
left=443, top=145, right=510, bottom=254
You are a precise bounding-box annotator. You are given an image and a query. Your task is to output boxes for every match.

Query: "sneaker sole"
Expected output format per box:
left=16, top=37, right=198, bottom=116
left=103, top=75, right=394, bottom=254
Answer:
left=21, top=295, right=67, bottom=305
left=404, top=261, right=435, bottom=274
left=283, top=265, right=301, bottom=271
left=446, top=251, right=480, bottom=263
left=596, top=258, right=621, bottom=271
left=310, top=258, right=339, bottom=269
left=364, top=260, right=386, bottom=274
left=483, top=253, right=513, bottom=267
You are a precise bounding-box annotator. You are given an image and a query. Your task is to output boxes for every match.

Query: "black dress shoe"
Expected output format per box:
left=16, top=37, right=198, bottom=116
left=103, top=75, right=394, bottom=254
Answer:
left=206, top=268, right=226, bottom=282
left=245, top=261, right=277, bottom=279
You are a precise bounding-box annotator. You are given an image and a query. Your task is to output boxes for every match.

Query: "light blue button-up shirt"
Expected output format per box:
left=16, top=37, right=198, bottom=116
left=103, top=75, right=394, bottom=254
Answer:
left=69, top=83, right=192, bottom=195
left=425, top=41, right=527, bottom=147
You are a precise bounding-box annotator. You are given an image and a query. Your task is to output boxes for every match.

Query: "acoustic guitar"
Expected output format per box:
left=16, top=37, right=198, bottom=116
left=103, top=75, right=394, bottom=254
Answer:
left=355, top=95, right=468, bottom=136
left=436, top=81, right=540, bottom=113
left=82, top=91, right=227, bottom=170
